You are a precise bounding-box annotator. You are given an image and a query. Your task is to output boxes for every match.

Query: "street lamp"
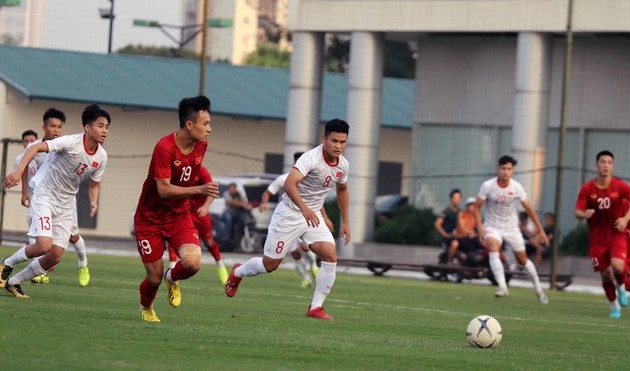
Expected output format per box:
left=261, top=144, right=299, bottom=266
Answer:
left=99, top=0, right=115, bottom=54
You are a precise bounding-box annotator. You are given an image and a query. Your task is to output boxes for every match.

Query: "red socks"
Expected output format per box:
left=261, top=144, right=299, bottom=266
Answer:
left=139, top=279, right=159, bottom=308
left=170, top=261, right=195, bottom=281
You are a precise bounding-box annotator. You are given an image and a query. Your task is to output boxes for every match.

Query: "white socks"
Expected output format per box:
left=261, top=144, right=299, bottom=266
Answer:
left=235, top=257, right=267, bottom=278
left=310, top=261, right=336, bottom=308
left=489, top=252, right=508, bottom=290
left=523, top=259, right=543, bottom=293
left=4, top=246, right=29, bottom=267
left=7, top=258, right=46, bottom=286
left=71, top=236, right=88, bottom=268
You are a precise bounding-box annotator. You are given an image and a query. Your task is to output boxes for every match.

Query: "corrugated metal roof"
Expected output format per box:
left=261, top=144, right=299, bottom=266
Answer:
left=0, top=45, right=413, bottom=128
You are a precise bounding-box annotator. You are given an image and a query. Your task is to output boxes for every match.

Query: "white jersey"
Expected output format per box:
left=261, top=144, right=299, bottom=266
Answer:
left=30, top=133, right=108, bottom=208
left=15, top=138, right=50, bottom=195
left=267, top=173, right=288, bottom=195
left=281, top=144, right=349, bottom=212
left=477, top=177, right=527, bottom=230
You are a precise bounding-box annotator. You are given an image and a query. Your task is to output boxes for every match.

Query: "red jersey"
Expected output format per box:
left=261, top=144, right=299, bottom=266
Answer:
left=189, top=166, right=213, bottom=212
left=135, top=133, right=208, bottom=225
left=576, top=177, right=630, bottom=246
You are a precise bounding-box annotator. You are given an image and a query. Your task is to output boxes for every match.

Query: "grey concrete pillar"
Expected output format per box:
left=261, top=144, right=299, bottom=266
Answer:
left=512, top=32, right=551, bottom=212
left=345, top=32, right=384, bottom=245
left=284, top=32, right=324, bottom=172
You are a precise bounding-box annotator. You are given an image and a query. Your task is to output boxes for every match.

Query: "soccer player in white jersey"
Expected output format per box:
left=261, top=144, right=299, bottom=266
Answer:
left=474, top=155, right=549, bottom=303
left=14, top=108, right=92, bottom=286
left=259, top=151, right=334, bottom=288
left=225, top=119, right=351, bottom=320
left=0, top=104, right=110, bottom=298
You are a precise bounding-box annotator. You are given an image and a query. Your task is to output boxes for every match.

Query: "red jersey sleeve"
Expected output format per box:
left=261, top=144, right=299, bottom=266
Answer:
left=153, top=142, right=172, bottom=180
left=619, top=178, right=630, bottom=201
left=198, top=166, right=212, bottom=184
left=575, top=183, right=589, bottom=211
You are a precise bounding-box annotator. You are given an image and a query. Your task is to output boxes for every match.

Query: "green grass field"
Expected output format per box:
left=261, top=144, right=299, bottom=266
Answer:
left=0, top=246, right=627, bottom=371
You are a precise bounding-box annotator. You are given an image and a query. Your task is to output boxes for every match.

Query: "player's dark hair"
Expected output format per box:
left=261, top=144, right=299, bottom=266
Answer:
left=324, top=119, right=349, bottom=136
left=179, top=95, right=211, bottom=128
left=498, top=155, right=517, bottom=166
left=82, top=104, right=111, bottom=126
left=449, top=188, right=461, bottom=199
left=293, top=151, right=304, bottom=163
left=596, top=150, right=614, bottom=161
left=43, top=108, right=66, bottom=123
left=21, top=129, right=37, bottom=140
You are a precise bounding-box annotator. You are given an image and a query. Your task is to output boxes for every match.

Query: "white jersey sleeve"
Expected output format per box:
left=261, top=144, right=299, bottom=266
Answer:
left=282, top=144, right=349, bottom=212
left=15, top=139, right=46, bottom=194
left=267, top=173, right=288, bottom=195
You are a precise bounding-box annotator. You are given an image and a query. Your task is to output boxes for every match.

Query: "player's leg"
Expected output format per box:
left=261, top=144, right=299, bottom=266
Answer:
left=609, top=236, right=628, bottom=307
left=226, top=204, right=302, bottom=297
left=69, top=231, right=90, bottom=287
left=601, top=268, right=621, bottom=319
left=198, top=214, right=227, bottom=284
left=300, top=242, right=319, bottom=277
left=290, top=243, right=311, bottom=287
left=1, top=202, right=55, bottom=288
left=509, top=231, right=547, bottom=304
left=135, top=224, right=166, bottom=322
left=167, top=246, right=178, bottom=269
left=483, top=228, right=509, bottom=297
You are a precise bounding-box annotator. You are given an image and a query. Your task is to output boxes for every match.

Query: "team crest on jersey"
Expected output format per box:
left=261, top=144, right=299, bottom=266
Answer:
left=508, top=191, right=514, bottom=196
left=196, top=157, right=202, bottom=164
left=174, top=160, right=181, bottom=166
left=91, top=161, right=99, bottom=168
left=336, top=171, right=342, bottom=178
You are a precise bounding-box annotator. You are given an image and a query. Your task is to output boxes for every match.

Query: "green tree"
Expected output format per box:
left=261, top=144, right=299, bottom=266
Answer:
left=244, top=43, right=291, bottom=68
left=116, top=44, right=199, bottom=59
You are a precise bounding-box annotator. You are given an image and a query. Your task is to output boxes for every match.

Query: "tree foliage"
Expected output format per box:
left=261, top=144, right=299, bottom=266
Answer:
left=116, top=44, right=199, bottom=59
left=244, top=43, right=291, bottom=68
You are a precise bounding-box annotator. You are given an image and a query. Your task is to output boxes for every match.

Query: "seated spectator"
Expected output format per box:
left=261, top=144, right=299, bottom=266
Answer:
left=447, top=197, right=484, bottom=266
left=519, top=211, right=553, bottom=267
left=222, top=183, right=252, bottom=240
left=434, top=188, right=462, bottom=258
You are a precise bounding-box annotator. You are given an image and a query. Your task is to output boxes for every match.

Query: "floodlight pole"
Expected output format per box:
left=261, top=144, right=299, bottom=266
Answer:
left=199, top=0, right=209, bottom=95
left=550, top=0, right=574, bottom=289
left=107, top=0, right=115, bottom=54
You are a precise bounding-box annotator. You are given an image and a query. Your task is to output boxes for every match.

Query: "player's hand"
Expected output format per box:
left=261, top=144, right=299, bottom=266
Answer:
left=583, top=209, right=595, bottom=219
left=614, top=216, right=629, bottom=232
left=324, top=217, right=335, bottom=232
left=3, top=171, right=21, bottom=189
left=199, top=182, right=219, bottom=198
left=537, top=231, right=550, bottom=247
left=302, top=208, right=319, bottom=227
left=90, top=202, right=98, bottom=218
left=21, top=194, right=30, bottom=208
left=196, top=206, right=208, bottom=217
left=259, top=203, right=269, bottom=212
left=340, top=221, right=351, bottom=245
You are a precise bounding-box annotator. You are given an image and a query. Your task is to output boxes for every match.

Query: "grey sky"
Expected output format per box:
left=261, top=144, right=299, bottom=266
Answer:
left=43, top=0, right=186, bottom=53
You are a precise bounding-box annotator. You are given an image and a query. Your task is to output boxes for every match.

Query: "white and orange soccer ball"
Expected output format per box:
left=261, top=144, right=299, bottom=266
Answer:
left=466, top=315, right=502, bottom=348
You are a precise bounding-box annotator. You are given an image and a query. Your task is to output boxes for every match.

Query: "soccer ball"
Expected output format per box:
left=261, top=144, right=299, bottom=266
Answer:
left=466, top=315, right=502, bottom=348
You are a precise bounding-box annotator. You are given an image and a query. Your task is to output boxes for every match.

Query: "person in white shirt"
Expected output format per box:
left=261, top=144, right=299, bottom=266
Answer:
left=0, top=104, right=110, bottom=298
left=259, top=151, right=334, bottom=288
left=474, top=155, right=549, bottom=304
left=14, top=108, right=92, bottom=286
left=225, top=119, right=351, bottom=320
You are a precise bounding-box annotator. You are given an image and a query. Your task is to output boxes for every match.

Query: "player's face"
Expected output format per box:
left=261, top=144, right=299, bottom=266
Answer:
left=85, top=116, right=110, bottom=144
left=322, top=131, right=348, bottom=159
left=21, top=134, right=36, bottom=148
left=596, top=155, right=614, bottom=177
left=43, top=118, right=63, bottom=141
left=497, top=162, right=513, bottom=182
left=189, top=110, right=211, bottom=142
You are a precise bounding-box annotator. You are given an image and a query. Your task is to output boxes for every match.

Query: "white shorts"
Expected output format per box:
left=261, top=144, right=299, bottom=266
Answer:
left=26, top=200, right=78, bottom=240
left=483, top=226, right=526, bottom=252
left=28, top=196, right=73, bottom=249
left=263, top=202, right=335, bottom=259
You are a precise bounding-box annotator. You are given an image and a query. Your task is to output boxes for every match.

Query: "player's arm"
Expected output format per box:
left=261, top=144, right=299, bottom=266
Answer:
left=88, top=180, right=100, bottom=218
left=614, top=183, right=630, bottom=231
left=20, top=167, right=30, bottom=208
left=521, top=200, right=549, bottom=247
left=156, top=178, right=219, bottom=199
left=434, top=214, right=449, bottom=239
left=3, top=142, right=48, bottom=189
left=259, top=190, right=273, bottom=212
left=336, top=182, right=350, bottom=244
left=473, top=197, right=486, bottom=238
left=321, top=206, right=335, bottom=232
left=284, top=168, right=320, bottom=226
left=574, top=187, right=594, bottom=220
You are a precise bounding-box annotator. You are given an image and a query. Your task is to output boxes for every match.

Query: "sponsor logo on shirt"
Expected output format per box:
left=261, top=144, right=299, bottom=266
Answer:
left=91, top=161, right=99, bottom=168
left=174, top=160, right=181, bottom=166
left=590, top=194, right=597, bottom=199
left=196, top=157, right=202, bottom=165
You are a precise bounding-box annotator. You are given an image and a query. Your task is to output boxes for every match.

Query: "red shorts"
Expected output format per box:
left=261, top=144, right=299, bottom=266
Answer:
left=589, top=234, right=628, bottom=272
left=135, top=215, right=200, bottom=264
left=191, top=212, right=212, bottom=242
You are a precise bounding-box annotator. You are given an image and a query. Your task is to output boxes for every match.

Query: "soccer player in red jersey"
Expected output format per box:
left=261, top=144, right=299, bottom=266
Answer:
left=166, top=165, right=228, bottom=284
left=134, top=95, right=219, bottom=322
left=575, top=150, right=630, bottom=319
